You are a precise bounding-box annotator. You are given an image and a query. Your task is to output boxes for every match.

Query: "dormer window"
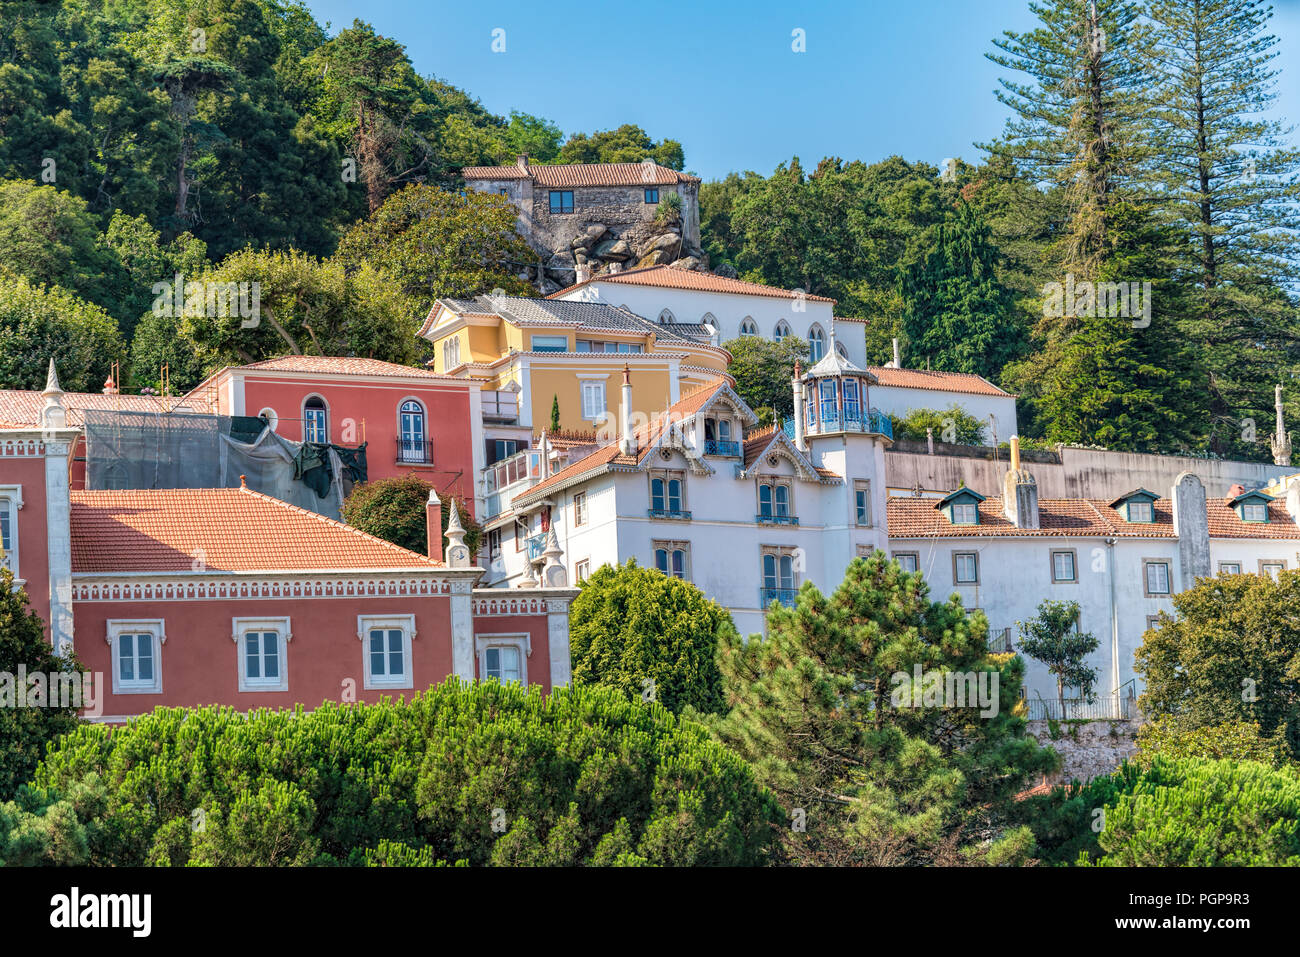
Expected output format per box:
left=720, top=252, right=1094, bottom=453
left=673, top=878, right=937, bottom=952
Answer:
left=1230, top=490, right=1273, bottom=523
left=1110, top=489, right=1159, bottom=524
left=936, top=488, right=985, bottom=526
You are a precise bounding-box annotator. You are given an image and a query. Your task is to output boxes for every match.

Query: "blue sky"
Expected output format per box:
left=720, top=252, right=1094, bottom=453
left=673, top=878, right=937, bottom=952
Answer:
left=303, top=0, right=1300, bottom=182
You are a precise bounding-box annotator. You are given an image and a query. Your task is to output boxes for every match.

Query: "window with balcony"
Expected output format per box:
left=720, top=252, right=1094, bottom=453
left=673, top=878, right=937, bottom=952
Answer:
left=649, top=471, right=688, bottom=519
left=703, top=417, right=739, bottom=457
left=303, top=396, right=328, bottom=444
left=548, top=190, right=574, bottom=214
left=398, top=400, right=429, bottom=464
left=757, top=480, right=795, bottom=524
left=762, top=548, right=797, bottom=608
left=654, top=540, right=690, bottom=580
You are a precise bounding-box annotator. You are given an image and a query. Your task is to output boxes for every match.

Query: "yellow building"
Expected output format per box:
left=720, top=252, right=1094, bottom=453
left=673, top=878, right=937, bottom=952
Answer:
left=418, top=295, right=731, bottom=446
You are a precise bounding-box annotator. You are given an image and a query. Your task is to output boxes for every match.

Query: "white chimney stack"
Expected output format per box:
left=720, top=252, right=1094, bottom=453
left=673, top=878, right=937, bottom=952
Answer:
left=791, top=361, right=806, bottom=452
left=619, top=364, right=635, bottom=455
left=892, top=338, right=901, bottom=369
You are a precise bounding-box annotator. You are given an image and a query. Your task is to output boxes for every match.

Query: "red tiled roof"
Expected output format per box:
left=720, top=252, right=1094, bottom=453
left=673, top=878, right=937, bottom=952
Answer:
left=69, top=487, right=444, bottom=574
left=462, top=162, right=698, bottom=187
left=549, top=265, right=836, bottom=304
left=866, top=367, right=1014, bottom=398
left=517, top=383, right=727, bottom=502
left=742, top=424, right=780, bottom=468
left=236, top=356, right=455, bottom=380
left=0, top=391, right=204, bottom=429
left=888, top=496, right=1300, bottom=540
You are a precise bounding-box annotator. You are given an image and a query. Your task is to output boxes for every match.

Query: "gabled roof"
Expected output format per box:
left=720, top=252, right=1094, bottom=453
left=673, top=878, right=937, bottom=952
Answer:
left=462, top=162, right=699, bottom=187
left=69, top=487, right=447, bottom=574
left=1109, top=488, right=1160, bottom=508
left=1228, top=489, right=1275, bottom=506
left=739, top=424, right=832, bottom=484
left=514, top=381, right=755, bottom=504
left=936, top=487, right=987, bottom=508
left=549, top=264, right=836, bottom=304
left=865, top=367, right=1014, bottom=398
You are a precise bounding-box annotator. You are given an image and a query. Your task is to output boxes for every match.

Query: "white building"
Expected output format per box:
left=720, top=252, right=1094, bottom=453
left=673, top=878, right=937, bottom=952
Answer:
left=480, top=354, right=892, bottom=636
left=887, top=454, right=1300, bottom=708
left=550, top=264, right=868, bottom=368
left=867, top=366, right=1018, bottom=446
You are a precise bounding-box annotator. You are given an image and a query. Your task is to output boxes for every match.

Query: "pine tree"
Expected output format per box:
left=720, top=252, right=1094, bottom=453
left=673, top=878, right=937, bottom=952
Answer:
left=705, top=553, right=1056, bottom=865
left=899, top=201, right=1023, bottom=380
left=1148, top=0, right=1300, bottom=455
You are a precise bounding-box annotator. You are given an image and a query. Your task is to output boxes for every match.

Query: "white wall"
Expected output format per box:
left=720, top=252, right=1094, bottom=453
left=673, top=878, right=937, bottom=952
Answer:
left=556, top=282, right=865, bottom=367
left=870, top=385, right=1018, bottom=445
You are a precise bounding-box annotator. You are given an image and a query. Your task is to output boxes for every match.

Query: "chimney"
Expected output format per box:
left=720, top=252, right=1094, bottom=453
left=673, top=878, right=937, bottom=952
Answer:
left=926, top=427, right=934, bottom=455
left=102, top=374, right=118, bottom=395
left=426, top=489, right=444, bottom=562
left=791, top=360, right=807, bottom=452
left=516, top=153, right=529, bottom=171
left=1172, top=472, right=1210, bottom=588
left=891, top=337, right=901, bottom=369
left=1002, top=437, right=1039, bottom=529
left=1285, top=478, right=1300, bottom=525
left=1227, top=483, right=1245, bottom=500
left=1272, top=384, right=1292, bottom=466
left=619, top=364, right=635, bottom=456
left=574, top=261, right=591, bottom=283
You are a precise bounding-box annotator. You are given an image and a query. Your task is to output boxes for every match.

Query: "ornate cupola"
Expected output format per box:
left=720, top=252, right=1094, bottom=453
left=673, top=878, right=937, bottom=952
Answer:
left=795, top=349, right=890, bottom=441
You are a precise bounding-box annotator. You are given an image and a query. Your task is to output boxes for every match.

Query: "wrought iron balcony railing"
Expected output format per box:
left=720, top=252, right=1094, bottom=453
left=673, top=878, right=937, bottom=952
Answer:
left=397, top=438, right=433, bottom=464
left=760, top=586, right=798, bottom=608
left=647, top=508, right=692, bottom=520
left=704, top=439, right=741, bottom=457
left=756, top=513, right=799, bottom=525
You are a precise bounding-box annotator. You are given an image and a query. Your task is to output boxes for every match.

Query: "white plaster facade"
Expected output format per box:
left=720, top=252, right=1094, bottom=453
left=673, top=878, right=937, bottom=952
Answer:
left=869, top=381, right=1018, bottom=446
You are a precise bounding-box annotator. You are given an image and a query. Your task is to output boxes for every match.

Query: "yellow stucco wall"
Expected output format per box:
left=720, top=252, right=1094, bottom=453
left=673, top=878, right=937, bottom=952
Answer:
left=527, top=364, right=674, bottom=434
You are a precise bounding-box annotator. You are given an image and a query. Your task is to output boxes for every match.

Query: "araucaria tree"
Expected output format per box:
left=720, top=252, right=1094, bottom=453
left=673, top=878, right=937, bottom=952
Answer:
left=569, top=561, right=729, bottom=715
left=705, top=553, right=1056, bottom=865
left=1016, top=599, right=1100, bottom=715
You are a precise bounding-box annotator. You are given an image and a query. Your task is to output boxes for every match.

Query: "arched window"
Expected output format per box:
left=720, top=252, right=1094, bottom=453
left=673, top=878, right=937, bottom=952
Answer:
left=774, top=320, right=791, bottom=341
left=442, top=337, right=461, bottom=370
left=701, top=312, right=717, bottom=329
left=303, top=395, right=328, bottom=444
left=808, top=325, right=825, bottom=362
left=399, top=400, right=428, bottom=464
left=836, top=341, right=849, bottom=359
left=658, top=309, right=675, bottom=324
left=740, top=317, right=758, bottom=336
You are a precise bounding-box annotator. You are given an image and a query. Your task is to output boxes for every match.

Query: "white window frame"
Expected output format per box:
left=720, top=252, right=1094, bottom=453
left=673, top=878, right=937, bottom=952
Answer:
left=1128, top=501, right=1154, bottom=523
left=232, top=616, right=291, bottom=693
left=107, top=619, right=165, bottom=695
left=854, top=480, right=871, bottom=526
left=774, top=320, right=790, bottom=341
left=951, top=502, right=978, bottom=525
left=1242, top=502, right=1268, bottom=523
left=808, top=324, right=826, bottom=362
left=1218, top=561, right=1242, bottom=576
left=476, top=633, right=530, bottom=686
left=580, top=379, right=607, bottom=422
left=1143, top=560, right=1171, bottom=596
left=575, top=559, right=591, bottom=582
left=1259, top=559, right=1286, bottom=581
left=574, top=491, right=588, bottom=526
left=0, top=485, right=22, bottom=580
left=358, top=614, right=416, bottom=690
left=740, top=317, right=758, bottom=336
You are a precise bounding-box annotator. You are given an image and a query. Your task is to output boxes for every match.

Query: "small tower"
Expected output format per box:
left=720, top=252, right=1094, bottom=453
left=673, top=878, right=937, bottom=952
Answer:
left=443, top=498, right=471, bottom=568
left=797, top=351, right=887, bottom=440
left=40, top=358, right=67, bottom=430
left=1271, top=384, right=1291, bottom=467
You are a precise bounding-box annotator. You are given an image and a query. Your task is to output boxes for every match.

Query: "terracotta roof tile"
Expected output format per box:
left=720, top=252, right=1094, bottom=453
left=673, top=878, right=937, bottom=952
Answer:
left=549, top=265, right=836, bottom=303
left=237, top=356, right=455, bottom=380
left=742, top=425, right=780, bottom=468
left=866, top=367, right=1014, bottom=398
left=889, top=496, right=1300, bottom=540
left=462, top=162, right=698, bottom=187
left=0, top=391, right=208, bottom=429
left=517, top=382, right=728, bottom=502
left=69, top=487, right=444, bottom=574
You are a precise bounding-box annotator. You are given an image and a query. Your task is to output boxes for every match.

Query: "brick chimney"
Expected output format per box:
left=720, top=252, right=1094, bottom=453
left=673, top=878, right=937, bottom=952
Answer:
left=516, top=153, right=529, bottom=171
left=426, top=489, right=443, bottom=562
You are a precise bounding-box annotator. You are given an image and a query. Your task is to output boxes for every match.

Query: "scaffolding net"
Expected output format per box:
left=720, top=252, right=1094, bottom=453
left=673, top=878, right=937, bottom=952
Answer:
left=83, top=410, right=367, bottom=519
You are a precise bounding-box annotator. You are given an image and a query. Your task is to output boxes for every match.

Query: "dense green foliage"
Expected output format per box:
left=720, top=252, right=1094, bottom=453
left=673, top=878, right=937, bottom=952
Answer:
left=720, top=335, right=807, bottom=421
left=890, top=406, right=989, bottom=445
left=0, top=571, right=82, bottom=801
left=569, top=561, right=729, bottom=716
left=1024, top=757, right=1300, bottom=866
left=0, top=271, right=125, bottom=393
left=341, top=473, right=480, bottom=558
left=0, top=684, right=781, bottom=866
left=703, top=553, right=1056, bottom=865
left=1135, top=570, right=1300, bottom=761
left=1016, top=599, right=1100, bottom=712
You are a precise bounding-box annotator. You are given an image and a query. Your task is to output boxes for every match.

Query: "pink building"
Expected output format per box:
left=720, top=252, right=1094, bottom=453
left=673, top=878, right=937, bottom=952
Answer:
left=1, top=368, right=573, bottom=721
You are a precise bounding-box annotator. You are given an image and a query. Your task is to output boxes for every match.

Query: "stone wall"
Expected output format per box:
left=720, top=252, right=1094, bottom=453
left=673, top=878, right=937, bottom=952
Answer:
left=1026, top=719, right=1141, bottom=785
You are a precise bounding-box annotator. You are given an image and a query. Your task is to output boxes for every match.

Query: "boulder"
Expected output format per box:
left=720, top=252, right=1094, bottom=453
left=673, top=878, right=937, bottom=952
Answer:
left=635, top=249, right=669, bottom=268
left=713, top=263, right=739, bottom=279
left=594, top=238, right=632, bottom=261
left=647, top=232, right=682, bottom=259
left=669, top=256, right=702, bottom=271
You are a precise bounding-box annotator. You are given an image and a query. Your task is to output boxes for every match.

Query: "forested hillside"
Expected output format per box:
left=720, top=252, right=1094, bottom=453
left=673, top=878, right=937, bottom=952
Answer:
left=0, top=0, right=1296, bottom=462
